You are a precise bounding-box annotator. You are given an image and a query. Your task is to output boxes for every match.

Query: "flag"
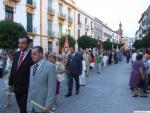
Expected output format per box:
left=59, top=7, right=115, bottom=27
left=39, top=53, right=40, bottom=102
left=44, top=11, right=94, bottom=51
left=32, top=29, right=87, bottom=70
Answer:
left=62, top=37, right=70, bottom=53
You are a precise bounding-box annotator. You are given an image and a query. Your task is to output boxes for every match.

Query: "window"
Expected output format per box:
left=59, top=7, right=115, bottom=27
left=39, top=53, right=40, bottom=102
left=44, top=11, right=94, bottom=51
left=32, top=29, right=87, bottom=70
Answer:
left=5, top=6, right=14, bottom=20
left=59, top=23, right=63, bottom=36
left=27, top=13, right=33, bottom=32
left=27, top=0, right=33, bottom=5
left=48, top=0, right=52, bottom=11
left=59, top=3, right=62, bottom=14
left=48, top=20, right=52, bottom=36
left=78, top=14, right=80, bottom=25
left=68, top=8, right=71, bottom=19
left=85, top=18, right=87, bottom=25
left=48, top=41, right=52, bottom=53
left=78, top=29, right=80, bottom=38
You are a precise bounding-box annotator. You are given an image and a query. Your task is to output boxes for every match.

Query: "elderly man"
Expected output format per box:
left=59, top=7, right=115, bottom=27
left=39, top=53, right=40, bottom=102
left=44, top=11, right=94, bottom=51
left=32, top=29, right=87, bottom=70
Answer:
left=27, top=46, right=57, bottom=113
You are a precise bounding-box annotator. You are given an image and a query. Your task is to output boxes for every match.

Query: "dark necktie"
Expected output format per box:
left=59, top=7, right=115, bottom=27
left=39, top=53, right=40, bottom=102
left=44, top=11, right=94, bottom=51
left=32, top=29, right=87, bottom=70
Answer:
left=33, top=64, right=39, bottom=76
left=16, top=52, right=24, bottom=70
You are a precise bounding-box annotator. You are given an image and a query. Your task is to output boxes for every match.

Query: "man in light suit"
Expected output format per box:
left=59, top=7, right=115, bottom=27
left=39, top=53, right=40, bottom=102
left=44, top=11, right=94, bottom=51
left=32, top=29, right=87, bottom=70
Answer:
left=27, top=46, right=57, bottom=113
left=66, top=46, right=82, bottom=97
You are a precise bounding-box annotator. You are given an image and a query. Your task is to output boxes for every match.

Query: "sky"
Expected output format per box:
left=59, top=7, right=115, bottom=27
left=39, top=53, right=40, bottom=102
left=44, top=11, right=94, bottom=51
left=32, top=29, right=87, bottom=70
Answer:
left=76, top=0, right=150, bottom=37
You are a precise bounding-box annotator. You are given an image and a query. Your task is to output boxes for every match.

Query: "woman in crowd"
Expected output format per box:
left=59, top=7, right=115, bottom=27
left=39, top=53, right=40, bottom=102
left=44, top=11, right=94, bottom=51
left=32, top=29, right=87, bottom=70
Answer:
left=102, top=51, right=108, bottom=68
left=126, top=50, right=131, bottom=63
left=4, top=50, right=14, bottom=107
left=129, top=54, right=147, bottom=97
left=48, top=54, right=65, bottom=111
left=79, top=57, right=86, bottom=86
left=96, top=53, right=103, bottom=74
left=89, top=52, right=95, bottom=70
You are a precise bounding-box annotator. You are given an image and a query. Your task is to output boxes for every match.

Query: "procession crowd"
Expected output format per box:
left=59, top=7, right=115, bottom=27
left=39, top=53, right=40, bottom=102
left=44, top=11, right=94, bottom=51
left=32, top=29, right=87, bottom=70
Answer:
left=129, top=49, right=150, bottom=97
left=1, top=35, right=149, bottom=113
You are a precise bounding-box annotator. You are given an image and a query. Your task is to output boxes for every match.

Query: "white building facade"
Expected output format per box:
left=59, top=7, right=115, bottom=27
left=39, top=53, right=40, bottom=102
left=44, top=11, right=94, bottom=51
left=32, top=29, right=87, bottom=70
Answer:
left=0, top=0, right=76, bottom=53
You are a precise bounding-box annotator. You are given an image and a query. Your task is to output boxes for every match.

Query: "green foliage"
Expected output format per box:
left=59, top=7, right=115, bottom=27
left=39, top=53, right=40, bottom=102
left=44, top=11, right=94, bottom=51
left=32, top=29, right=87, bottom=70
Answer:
left=0, top=20, right=27, bottom=49
left=133, top=31, right=150, bottom=49
left=77, top=35, right=97, bottom=49
left=59, top=35, right=76, bottom=48
left=102, top=41, right=112, bottom=50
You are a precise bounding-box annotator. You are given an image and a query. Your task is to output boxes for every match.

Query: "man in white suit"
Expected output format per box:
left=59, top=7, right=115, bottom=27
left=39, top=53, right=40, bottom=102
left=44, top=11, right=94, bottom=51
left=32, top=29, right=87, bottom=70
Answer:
left=27, top=46, right=57, bottom=113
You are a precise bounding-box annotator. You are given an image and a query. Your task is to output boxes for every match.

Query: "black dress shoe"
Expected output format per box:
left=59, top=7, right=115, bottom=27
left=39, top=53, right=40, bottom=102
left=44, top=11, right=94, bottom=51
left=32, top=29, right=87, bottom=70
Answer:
left=65, top=93, right=72, bottom=97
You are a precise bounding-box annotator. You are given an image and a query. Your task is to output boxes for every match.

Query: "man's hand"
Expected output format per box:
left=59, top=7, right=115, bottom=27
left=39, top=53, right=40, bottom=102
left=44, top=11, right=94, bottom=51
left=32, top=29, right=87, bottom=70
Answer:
left=8, top=85, right=14, bottom=92
left=43, top=107, right=49, bottom=113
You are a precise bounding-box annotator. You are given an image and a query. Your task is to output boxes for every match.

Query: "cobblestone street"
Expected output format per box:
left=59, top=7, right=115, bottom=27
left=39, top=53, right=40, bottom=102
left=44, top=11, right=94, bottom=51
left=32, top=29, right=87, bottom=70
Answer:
left=0, top=60, right=150, bottom=113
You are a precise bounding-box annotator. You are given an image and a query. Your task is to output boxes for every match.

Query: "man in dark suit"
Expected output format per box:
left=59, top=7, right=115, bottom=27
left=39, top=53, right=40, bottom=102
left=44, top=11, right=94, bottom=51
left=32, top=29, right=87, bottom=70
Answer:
left=9, top=36, right=34, bottom=113
left=66, top=46, right=82, bottom=97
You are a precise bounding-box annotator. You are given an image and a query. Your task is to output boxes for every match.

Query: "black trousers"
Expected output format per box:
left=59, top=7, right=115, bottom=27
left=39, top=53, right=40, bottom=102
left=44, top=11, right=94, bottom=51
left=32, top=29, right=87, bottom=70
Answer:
left=15, top=91, right=28, bottom=113
left=67, top=73, right=80, bottom=94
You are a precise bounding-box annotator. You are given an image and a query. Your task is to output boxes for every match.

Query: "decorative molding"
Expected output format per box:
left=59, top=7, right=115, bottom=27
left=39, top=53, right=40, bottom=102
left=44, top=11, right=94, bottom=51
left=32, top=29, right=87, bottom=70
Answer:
left=3, top=0, right=16, bottom=8
left=26, top=4, right=35, bottom=14
left=27, top=32, right=58, bottom=39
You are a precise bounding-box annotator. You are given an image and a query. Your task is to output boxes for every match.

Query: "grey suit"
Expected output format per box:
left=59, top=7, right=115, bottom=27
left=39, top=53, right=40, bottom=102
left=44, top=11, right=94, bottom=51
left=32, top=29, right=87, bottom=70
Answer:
left=27, top=59, right=57, bottom=113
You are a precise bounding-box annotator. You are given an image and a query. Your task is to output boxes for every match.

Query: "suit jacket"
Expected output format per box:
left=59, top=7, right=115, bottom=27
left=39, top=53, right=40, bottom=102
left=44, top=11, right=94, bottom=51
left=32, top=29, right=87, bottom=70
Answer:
left=67, top=52, right=82, bottom=75
left=9, top=50, right=34, bottom=93
left=27, top=59, right=57, bottom=112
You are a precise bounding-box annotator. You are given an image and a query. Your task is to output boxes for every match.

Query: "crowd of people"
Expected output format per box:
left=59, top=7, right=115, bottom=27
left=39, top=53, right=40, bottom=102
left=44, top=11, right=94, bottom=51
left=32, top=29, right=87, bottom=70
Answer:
left=0, top=35, right=130, bottom=113
left=129, top=49, right=150, bottom=97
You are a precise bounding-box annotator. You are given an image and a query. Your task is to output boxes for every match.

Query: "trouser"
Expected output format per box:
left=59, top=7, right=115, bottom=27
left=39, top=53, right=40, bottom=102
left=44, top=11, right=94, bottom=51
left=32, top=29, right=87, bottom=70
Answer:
left=86, top=63, right=90, bottom=76
left=79, top=73, right=86, bottom=85
left=146, top=74, right=150, bottom=88
left=67, top=73, right=79, bottom=94
left=0, top=68, right=3, bottom=78
left=96, top=63, right=102, bottom=73
left=15, top=91, right=28, bottom=113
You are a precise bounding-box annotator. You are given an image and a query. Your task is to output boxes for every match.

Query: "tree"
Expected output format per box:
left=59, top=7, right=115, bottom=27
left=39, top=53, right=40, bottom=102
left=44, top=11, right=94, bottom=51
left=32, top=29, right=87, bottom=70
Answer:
left=102, top=41, right=112, bottom=50
left=133, top=39, right=143, bottom=49
left=59, top=35, right=76, bottom=48
left=0, top=20, right=27, bottom=49
left=142, top=31, right=150, bottom=48
left=77, top=35, right=97, bottom=49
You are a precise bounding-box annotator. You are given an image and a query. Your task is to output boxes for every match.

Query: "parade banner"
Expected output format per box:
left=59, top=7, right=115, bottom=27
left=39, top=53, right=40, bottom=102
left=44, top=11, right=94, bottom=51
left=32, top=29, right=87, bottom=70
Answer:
left=62, top=37, right=70, bottom=53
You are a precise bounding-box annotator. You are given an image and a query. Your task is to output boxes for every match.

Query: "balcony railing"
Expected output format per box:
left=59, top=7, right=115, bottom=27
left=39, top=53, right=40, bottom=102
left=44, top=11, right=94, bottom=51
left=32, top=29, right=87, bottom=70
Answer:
left=58, top=12, right=66, bottom=21
left=78, top=22, right=82, bottom=27
left=48, top=31, right=55, bottom=37
left=47, top=8, right=55, bottom=16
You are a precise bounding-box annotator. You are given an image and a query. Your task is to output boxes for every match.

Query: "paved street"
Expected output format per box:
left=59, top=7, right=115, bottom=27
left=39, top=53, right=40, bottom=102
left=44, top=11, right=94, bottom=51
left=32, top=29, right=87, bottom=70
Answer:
left=0, top=59, right=150, bottom=113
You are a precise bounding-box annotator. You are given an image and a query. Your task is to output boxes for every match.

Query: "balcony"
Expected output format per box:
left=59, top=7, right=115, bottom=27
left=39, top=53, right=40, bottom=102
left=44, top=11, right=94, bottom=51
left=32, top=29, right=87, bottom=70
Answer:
left=78, top=22, right=82, bottom=27
left=68, top=17, right=73, bottom=26
left=85, top=24, right=90, bottom=30
left=26, top=1, right=36, bottom=14
left=3, top=0, right=18, bottom=7
left=48, top=31, right=56, bottom=39
left=58, top=12, right=66, bottom=21
left=10, top=0, right=20, bottom=3
left=47, top=8, right=55, bottom=16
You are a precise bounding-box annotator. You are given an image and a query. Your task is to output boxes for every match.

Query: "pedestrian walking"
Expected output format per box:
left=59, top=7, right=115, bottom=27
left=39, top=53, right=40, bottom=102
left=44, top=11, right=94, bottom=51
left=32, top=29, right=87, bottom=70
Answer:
left=79, top=57, right=86, bottom=86
left=102, top=52, right=108, bottom=68
left=126, top=50, right=130, bottom=63
left=89, top=52, right=95, bottom=70
left=108, top=51, right=112, bottom=65
left=48, top=54, right=65, bottom=111
left=8, top=36, right=34, bottom=113
left=27, top=46, right=57, bottom=113
left=129, top=54, right=147, bottom=97
left=4, top=50, right=14, bottom=108
left=65, top=46, right=82, bottom=97
left=96, top=53, right=102, bottom=73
